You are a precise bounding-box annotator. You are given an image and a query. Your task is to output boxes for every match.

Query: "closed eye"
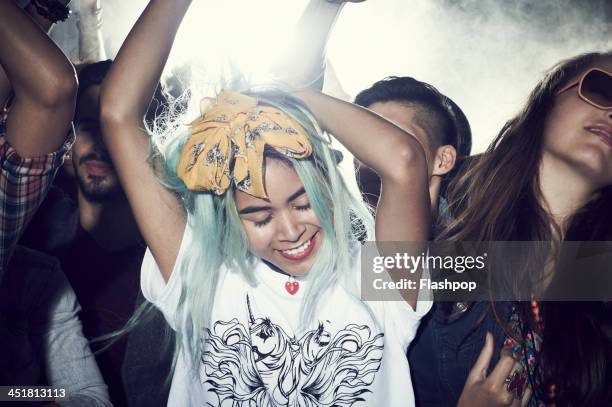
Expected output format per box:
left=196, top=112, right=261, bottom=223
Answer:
left=253, top=216, right=273, bottom=228
left=294, top=203, right=311, bottom=211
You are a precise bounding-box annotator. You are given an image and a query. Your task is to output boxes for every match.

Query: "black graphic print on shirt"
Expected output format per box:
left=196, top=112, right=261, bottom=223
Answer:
left=201, top=295, right=384, bottom=406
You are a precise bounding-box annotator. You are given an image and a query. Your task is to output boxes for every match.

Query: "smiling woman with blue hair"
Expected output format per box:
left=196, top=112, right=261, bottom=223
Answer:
left=98, top=0, right=433, bottom=406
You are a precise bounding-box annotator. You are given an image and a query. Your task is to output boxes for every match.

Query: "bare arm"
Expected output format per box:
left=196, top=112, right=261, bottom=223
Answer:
left=295, top=90, right=430, bottom=240
left=295, top=90, right=430, bottom=307
left=280, top=0, right=343, bottom=87
left=77, top=0, right=107, bottom=62
left=100, top=0, right=191, bottom=281
left=275, top=0, right=366, bottom=89
left=0, top=0, right=77, bottom=157
left=0, top=1, right=63, bottom=109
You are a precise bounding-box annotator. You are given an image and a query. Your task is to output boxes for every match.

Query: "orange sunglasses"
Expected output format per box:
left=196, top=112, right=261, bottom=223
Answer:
left=557, top=67, right=612, bottom=109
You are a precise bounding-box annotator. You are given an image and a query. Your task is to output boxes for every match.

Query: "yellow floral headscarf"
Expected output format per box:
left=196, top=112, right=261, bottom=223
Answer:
left=177, top=91, right=312, bottom=198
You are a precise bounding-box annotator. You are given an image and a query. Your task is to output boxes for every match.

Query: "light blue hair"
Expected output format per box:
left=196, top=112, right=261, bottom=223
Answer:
left=152, top=88, right=375, bottom=367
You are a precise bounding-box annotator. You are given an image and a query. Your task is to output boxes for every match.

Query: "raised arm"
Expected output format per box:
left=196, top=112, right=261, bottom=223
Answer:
left=295, top=90, right=431, bottom=306
left=274, top=0, right=365, bottom=90
left=76, top=0, right=107, bottom=63
left=0, top=0, right=76, bottom=157
left=99, top=0, right=191, bottom=281
left=1, top=1, right=59, bottom=110
left=296, top=90, right=430, bottom=240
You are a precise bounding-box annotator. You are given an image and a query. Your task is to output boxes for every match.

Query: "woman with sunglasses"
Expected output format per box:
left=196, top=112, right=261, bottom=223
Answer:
left=451, top=52, right=612, bottom=406
left=98, top=0, right=432, bottom=405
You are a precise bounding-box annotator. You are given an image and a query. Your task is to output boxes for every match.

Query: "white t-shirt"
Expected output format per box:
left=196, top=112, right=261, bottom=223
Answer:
left=141, top=223, right=432, bottom=407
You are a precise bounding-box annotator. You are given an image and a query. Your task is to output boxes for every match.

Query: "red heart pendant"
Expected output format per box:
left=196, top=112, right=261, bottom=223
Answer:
left=285, top=281, right=299, bottom=295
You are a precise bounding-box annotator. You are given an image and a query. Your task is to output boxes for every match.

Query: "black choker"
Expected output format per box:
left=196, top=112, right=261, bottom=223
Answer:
left=262, top=260, right=300, bottom=295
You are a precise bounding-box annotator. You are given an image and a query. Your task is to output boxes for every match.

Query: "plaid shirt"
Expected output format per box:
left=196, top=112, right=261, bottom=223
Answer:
left=0, top=118, right=74, bottom=278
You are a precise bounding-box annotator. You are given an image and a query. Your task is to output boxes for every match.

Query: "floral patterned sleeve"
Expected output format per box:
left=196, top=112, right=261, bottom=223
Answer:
left=503, top=303, right=551, bottom=407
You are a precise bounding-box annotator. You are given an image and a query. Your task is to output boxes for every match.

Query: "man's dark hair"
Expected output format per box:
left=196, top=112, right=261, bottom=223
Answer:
left=76, top=59, right=113, bottom=107
left=354, top=76, right=472, bottom=159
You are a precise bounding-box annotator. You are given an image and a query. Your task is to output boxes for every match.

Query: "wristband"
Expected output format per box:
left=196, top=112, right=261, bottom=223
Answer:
left=30, top=0, right=71, bottom=23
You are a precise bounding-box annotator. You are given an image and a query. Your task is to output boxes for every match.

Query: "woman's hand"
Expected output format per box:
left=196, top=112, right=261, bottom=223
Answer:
left=458, top=333, right=532, bottom=407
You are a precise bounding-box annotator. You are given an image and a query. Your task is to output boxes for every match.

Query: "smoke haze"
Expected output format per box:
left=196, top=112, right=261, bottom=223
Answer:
left=53, top=0, right=611, bottom=153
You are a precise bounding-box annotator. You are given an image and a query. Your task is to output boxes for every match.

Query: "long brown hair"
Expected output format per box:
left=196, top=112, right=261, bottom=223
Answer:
left=443, top=51, right=612, bottom=406
left=445, top=50, right=612, bottom=242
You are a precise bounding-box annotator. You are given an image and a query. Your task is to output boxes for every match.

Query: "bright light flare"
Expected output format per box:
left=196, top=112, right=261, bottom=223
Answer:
left=98, top=0, right=610, bottom=156
left=166, top=0, right=308, bottom=87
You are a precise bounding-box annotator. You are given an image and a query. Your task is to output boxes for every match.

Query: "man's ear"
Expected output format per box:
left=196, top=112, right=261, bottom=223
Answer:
left=431, top=145, right=457, bottom=176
